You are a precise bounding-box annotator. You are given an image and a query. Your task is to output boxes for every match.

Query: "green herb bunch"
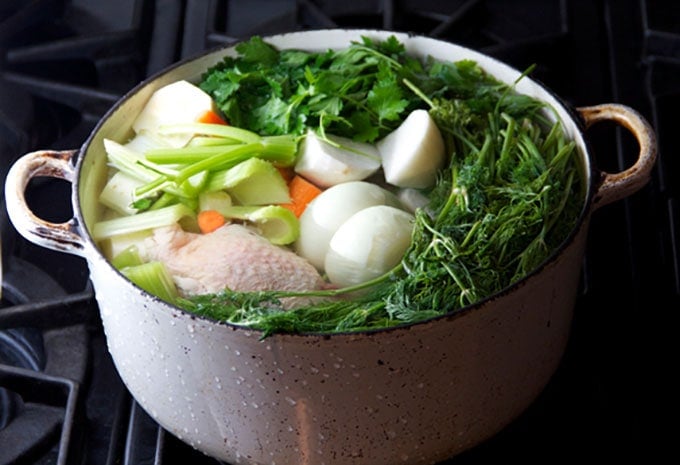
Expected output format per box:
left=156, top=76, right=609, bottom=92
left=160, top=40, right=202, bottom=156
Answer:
left=200, top=35, right=438, bottom=142
left=183, top=36, right=584, bottom=336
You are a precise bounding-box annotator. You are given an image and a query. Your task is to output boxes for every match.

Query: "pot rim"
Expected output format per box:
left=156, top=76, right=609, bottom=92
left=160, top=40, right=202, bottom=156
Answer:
left=75, top=28, right=597, bottom=338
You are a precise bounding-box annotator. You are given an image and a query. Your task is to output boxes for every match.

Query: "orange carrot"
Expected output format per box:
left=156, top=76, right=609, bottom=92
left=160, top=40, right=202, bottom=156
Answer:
left=280, top=175, right=323, bottom=218
left=197, top=210, right=226, bottom=233
left=276, top=166, right=295, bottom=184
left=197, top=110, right=228, bottom=125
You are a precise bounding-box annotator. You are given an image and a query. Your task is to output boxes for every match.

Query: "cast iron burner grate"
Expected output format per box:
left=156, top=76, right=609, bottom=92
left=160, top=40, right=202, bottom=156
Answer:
left=0, top=256, right=94, bottom=465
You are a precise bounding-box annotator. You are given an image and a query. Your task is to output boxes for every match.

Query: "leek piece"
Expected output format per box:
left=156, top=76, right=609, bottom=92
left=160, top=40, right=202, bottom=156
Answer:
left=121, top=261, right=179, bottom=304
left=158, top=122, right=261, bottom=144
left=92, top=203, right=196, bottom=240
left=111, top=245, right=144, bottom=269
left=206, top=158, right=290, bottom=205
left=221, top=205, right=299, bottom=245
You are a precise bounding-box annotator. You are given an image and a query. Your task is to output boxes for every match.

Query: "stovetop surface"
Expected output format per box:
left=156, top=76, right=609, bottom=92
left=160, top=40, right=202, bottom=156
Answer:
left=1, top=1, right=677, bottom=464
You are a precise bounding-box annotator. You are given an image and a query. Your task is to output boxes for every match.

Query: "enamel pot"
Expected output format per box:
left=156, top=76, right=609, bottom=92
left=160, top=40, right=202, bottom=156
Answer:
left=4, top=30, right=656, bottom=465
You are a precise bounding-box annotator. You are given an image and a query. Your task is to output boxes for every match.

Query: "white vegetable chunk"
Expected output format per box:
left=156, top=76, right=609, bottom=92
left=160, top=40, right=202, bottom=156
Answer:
left=132, top=80, right=216, bottom=148
left=294, top=130, right=381, bottom=187
left=295, top=181, right=402, bottom=270
left=376, top=109, right=446, bottom=188
left=324, top=205, right=415, bottom=288
left=396, top=187, right=430, bottom=213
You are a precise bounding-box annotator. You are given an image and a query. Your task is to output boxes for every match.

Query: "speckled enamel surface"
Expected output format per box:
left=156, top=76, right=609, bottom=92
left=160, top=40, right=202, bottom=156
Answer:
left=87, top=215, right=588, bottom=465
left=3, top=29, right=657, bottom=465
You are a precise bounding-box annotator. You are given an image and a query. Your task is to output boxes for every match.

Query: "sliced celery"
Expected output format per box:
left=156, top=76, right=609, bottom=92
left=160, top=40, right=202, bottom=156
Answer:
left=111, top=245, right=144, bottom=269
left=145, top=144, right=245, bottom=164
left=99, top=229, right=152, bottom=262
left=92, top=203, right=196, bottom=240
left=174, top=143, right=264, bottom=185
left=189, top=136, right=238, bottom=147
left=145, top=135, right=297, bottom=167
left=180, top=171, right=209, bottom=198
left=149, top=192, right=178, bottom=210
left=121, top=261, right=179, bottom=304
left=198, top=190, right=232, bottom=213
left=261, top=135, right=298, bottom=166
left=104, top=139, right=185, bottom=198
left=206, top=158, right=290, bottom=205
left=221, top=205, right=299, bottom=245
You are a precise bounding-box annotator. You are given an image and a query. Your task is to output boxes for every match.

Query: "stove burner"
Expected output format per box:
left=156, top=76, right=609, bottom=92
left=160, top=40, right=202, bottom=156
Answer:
left=0, top=257, right=93, bottom=465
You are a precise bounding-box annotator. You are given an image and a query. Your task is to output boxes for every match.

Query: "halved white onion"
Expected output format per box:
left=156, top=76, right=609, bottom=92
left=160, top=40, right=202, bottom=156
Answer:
left=294, top=181, right=401, bottom=270
left=324, top=205, right=414, bottom=288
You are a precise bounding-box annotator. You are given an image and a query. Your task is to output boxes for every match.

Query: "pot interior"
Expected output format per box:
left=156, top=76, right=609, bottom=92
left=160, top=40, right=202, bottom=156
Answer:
left=77, top=28, right=591, bottom=277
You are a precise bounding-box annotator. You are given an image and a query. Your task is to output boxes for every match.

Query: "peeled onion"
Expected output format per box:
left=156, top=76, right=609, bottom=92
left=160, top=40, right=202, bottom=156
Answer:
left=294, top=181, right=401, bottom=270
left=324, top=205, right=414, bottom=288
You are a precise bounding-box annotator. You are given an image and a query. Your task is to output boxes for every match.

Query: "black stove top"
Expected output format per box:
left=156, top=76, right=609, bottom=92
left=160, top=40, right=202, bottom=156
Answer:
left=1, top=1, right=676, bottom=464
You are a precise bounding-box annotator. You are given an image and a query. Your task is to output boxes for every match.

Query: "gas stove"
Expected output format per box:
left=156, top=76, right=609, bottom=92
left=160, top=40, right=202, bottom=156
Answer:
left=0, top=1, right=675, bottom=464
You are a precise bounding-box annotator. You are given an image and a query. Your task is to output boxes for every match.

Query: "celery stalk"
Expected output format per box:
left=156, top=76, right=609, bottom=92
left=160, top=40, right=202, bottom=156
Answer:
left=121, top=261, right=179, bottom=304
left=145, top=144, right=245, bottom=164
left=104, top=139, right=185, bottom=198
left=199, top=191, right=232, bottom=213
left=111, top=245, right=144, bottom=269
left=92, top=203, right=196, bottom=240
left=221, top=205, right=299, bottom=245
left=261, top=135, right=298, bottom=166
left=174, top=143, right=264, bottom=185
left=205, top=158, right=290, bottom=205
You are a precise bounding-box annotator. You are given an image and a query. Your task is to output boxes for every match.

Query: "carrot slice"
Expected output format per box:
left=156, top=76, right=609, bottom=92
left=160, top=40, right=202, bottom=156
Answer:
left=197, top=209, right=226, bottom=233
left=276, top=166, right=295, bottom=184
left=197, top=110, right=228, bottom=125
left=280, top=175, right=323, bottom=218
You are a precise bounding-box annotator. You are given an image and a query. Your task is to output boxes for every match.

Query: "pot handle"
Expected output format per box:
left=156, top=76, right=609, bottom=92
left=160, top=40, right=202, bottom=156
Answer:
left=3, top=149, right=89, bottom=258
left=579, top=104, right=657, bottom=210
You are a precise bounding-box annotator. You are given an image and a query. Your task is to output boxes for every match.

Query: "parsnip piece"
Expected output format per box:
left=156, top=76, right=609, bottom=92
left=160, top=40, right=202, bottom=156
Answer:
left=132, top=80, right=216, bottom=148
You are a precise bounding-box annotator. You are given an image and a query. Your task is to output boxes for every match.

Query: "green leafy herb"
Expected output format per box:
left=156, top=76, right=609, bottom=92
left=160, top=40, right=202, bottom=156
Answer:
left=181, top=36, right=584, bottom=336
left=199, top=35, right=432, bottom=142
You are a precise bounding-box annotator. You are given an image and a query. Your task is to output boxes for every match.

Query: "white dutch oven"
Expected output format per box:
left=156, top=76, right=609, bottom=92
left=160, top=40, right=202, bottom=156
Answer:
left=4, top=30, right=656, bottom=465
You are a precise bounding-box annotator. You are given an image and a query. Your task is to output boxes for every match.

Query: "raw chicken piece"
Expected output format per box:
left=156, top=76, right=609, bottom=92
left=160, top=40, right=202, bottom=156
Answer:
left=144, top=223, right=328, bottom=309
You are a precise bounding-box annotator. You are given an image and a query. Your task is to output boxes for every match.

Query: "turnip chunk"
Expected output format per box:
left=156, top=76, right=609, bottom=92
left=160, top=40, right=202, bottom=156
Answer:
left=294, top=181, right=402, bottom=270
left=132, top=80, right=216, bottom=148
left=324, top=205, right=415, bottom=288
left=294, top=130, right=381, bottom=188
left=376, top=109, right=446, bottom=188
